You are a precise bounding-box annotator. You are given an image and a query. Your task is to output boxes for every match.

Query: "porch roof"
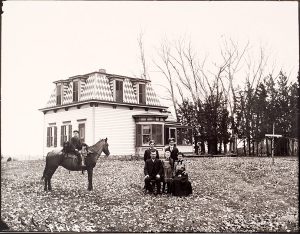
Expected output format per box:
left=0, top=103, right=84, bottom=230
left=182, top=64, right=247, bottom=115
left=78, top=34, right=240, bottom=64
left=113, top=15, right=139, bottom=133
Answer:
left=132, top=112, right=169, bottom=119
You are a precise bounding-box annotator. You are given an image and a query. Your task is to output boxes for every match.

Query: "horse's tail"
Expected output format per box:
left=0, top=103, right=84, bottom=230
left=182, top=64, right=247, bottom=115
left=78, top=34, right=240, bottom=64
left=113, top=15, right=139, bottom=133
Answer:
left=41, top=154, right=49, bottom=180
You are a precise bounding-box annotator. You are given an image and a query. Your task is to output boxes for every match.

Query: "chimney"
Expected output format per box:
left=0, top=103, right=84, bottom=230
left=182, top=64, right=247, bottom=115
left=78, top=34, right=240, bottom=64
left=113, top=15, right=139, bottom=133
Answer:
left=99, top=68, right=106, bottom=73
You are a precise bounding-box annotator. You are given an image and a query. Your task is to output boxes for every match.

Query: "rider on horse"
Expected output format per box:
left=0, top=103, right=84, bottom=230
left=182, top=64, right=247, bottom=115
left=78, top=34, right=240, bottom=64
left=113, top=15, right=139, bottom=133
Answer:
left=70, top=130, right=88, bottom=167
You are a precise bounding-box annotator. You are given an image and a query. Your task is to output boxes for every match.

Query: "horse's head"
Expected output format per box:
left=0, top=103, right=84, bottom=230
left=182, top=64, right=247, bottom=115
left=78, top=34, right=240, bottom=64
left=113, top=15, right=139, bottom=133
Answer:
left=90, top=138, right=110, bottom=157
left=102, top=138, right=110, bottom=156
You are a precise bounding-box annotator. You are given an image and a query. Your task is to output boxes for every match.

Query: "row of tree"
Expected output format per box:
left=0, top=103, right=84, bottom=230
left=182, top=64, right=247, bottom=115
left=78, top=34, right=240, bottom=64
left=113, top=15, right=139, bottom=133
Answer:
left=137, top=36, right=299, bottom=155
left=177, top=72, right=299, bottom=155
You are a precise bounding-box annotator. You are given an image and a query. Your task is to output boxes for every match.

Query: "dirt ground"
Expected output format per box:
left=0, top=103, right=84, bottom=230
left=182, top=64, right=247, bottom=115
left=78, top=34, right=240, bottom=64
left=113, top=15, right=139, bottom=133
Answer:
left=1, top=156, right=298, bottom=232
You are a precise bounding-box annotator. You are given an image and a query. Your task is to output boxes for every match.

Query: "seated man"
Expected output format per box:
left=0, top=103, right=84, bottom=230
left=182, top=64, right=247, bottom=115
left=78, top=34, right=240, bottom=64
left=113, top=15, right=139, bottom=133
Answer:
left=144, top=149, right=163, bottom=195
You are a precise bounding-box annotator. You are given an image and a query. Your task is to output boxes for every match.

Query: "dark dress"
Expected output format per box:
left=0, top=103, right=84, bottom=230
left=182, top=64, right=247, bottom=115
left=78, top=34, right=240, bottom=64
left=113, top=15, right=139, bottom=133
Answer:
left=172, top=171, right=192, bottom=196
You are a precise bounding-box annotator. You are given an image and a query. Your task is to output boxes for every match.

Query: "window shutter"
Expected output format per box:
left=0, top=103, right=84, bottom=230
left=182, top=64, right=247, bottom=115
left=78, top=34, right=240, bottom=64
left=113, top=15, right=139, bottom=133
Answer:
left=68, top=125, right=72, bottom=141
left=136, top=124, right=141, bottom=146
left=164, top=127, right=169, bottom=145
left=47, top=127, right=50, bottom=147
left=61, top=126, right=64, bottom=146
left=54, top=126, right=57, bottom=147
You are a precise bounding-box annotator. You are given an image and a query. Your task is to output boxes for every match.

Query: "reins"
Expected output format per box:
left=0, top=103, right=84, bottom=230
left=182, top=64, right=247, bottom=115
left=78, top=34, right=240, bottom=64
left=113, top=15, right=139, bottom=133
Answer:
left=89, top=148, right=102, bottom=157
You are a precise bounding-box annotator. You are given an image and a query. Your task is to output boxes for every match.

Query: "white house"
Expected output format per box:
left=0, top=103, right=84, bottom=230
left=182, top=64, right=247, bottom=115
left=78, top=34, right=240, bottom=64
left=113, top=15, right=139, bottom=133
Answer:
left=39, top=69, right=193, bottom=157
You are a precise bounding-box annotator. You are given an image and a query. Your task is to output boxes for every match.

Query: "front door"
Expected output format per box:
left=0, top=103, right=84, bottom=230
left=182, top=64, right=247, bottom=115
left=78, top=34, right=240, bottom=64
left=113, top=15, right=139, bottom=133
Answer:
left=169, top=128, right=176, bottom=141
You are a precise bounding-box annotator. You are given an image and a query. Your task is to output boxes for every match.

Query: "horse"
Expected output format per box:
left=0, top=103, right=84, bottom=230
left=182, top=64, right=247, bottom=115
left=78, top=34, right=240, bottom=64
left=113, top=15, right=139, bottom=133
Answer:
left=42, top=138, right=110, bottom=191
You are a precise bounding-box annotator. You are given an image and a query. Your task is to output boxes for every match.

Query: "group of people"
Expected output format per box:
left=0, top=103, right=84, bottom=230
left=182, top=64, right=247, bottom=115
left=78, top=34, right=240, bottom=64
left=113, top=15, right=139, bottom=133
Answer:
left=65, top=131, right=192, bottom=196
left=143, top=138, right=192, bottom=196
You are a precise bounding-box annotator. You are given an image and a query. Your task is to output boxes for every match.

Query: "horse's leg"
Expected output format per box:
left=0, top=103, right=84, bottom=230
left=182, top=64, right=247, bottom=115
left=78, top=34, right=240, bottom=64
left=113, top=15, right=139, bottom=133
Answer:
left=44, top=168, right=50, bottom=191
left=87, top=168, right=93, bottom=191
left=47, top=167, right=58, bottom=191
left=44, top=176, right=48, bottom=191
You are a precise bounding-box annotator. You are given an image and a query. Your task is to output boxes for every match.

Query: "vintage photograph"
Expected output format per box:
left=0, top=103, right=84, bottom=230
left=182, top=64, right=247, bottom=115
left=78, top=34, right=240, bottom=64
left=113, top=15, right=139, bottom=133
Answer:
left=1, top=1, right=298, bottom=232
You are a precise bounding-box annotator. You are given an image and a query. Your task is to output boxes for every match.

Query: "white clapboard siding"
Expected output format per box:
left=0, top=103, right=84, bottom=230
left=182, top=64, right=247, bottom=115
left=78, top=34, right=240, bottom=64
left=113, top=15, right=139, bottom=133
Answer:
left=94, top=104, right=161, bottom=156
left=43, top=104, right=93, bottom=155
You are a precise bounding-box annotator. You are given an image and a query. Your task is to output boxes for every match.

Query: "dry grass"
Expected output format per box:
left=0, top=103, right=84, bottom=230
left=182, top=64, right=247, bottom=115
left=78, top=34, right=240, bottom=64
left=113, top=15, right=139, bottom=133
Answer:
left=1, top=156, right=298, bottom=232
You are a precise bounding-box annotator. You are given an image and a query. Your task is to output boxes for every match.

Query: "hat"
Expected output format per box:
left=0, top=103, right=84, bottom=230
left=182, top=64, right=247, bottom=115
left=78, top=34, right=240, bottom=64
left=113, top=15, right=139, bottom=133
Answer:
left=73, top=130, right=79, bottom=134
left=150, top=149, right=157, bottom=153
left=169, top=138, right=175, bottom=144
left=149, top=140, right=155, bottom=145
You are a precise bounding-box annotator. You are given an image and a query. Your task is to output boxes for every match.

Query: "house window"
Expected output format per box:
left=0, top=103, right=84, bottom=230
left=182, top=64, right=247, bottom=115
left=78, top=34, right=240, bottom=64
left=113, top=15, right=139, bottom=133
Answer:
left=47, top=126, right=57, bottom=147
left=152, top=124, right=163, bottom=145
left=73, top=81, right=79, bottom=102
left=78, top=123, right=85, bottom=143
left=142, top=125, right=151, bottom=144
left=136, top=124, right=163, bottom=146
left=176, top=128, right=192, bottom=145
left=115, top=80, right=123, bottom=102
left=60, top=124, right=72, bottom=146
left=139, top=84, right=146, bottom=104
left=56, top=84, right=62, bottom=105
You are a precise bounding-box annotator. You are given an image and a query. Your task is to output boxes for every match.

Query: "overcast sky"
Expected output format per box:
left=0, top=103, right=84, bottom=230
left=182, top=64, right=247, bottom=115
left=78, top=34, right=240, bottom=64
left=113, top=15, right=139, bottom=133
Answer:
left=1, top=1, right=298, bottom=159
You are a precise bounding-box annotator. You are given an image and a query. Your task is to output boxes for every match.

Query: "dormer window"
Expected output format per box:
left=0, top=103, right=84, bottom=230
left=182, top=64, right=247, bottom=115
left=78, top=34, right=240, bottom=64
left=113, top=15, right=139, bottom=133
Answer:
left=73, top=81, right=79, bottom=102
left=139, top=83, right=146, bottom=104
left=56, top=84, right=62, bottom=105
left=115, top=80, right=123, bottom=102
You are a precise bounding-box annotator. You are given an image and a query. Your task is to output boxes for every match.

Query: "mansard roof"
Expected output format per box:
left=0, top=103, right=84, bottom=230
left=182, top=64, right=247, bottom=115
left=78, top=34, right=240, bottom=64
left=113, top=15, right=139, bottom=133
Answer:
left=43, top=70, right=165, bottom=110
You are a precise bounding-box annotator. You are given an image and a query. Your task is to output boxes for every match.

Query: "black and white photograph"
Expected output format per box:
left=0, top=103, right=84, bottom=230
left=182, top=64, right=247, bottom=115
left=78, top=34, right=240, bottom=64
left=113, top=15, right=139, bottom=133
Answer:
left=1, top=1, right=298, bottom=232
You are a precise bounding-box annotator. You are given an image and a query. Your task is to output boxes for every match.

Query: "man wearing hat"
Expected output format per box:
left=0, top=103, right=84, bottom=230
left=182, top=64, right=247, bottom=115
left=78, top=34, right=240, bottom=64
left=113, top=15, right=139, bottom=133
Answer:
left=144, top=139, right=159, bottom=162
left=70, top=130, right=83, bottom=167
left=165, top=138, right=179, bottom=162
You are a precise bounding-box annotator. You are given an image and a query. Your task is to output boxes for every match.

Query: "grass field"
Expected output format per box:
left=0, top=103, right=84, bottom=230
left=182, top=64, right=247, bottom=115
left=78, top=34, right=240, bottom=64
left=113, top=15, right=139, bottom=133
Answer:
left=1, top=156, right=298, bottom=232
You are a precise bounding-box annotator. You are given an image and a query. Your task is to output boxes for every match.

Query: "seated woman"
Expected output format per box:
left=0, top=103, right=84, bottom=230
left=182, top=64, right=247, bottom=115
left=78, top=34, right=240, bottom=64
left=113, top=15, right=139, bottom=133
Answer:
left=171, top=164, right=192, bottom=196
left=161, top=150, right=174, bottom=194
left=174, top=152, right=187, bottom=176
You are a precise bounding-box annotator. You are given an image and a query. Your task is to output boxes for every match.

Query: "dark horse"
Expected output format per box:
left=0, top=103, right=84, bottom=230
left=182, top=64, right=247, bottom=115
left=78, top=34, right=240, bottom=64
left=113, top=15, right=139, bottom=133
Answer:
left=42, top=138, right=110, bottom=191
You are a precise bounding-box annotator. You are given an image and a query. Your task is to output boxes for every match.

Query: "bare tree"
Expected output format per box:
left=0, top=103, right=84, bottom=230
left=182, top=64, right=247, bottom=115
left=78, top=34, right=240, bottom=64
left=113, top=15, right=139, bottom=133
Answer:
left=153, top=41, right=179, bottom=120
left=137, top=31, right=148, bottom=80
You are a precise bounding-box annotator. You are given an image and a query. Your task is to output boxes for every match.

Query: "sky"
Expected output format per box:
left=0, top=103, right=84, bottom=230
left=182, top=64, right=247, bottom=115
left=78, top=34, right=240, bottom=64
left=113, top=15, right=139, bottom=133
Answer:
left=1, top=1, right=298, bottom=159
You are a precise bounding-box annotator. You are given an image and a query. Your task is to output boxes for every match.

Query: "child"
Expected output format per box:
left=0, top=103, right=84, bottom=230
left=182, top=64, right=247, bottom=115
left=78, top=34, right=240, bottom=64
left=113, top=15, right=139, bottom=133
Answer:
left=161, top=150, right=174, bottom=194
